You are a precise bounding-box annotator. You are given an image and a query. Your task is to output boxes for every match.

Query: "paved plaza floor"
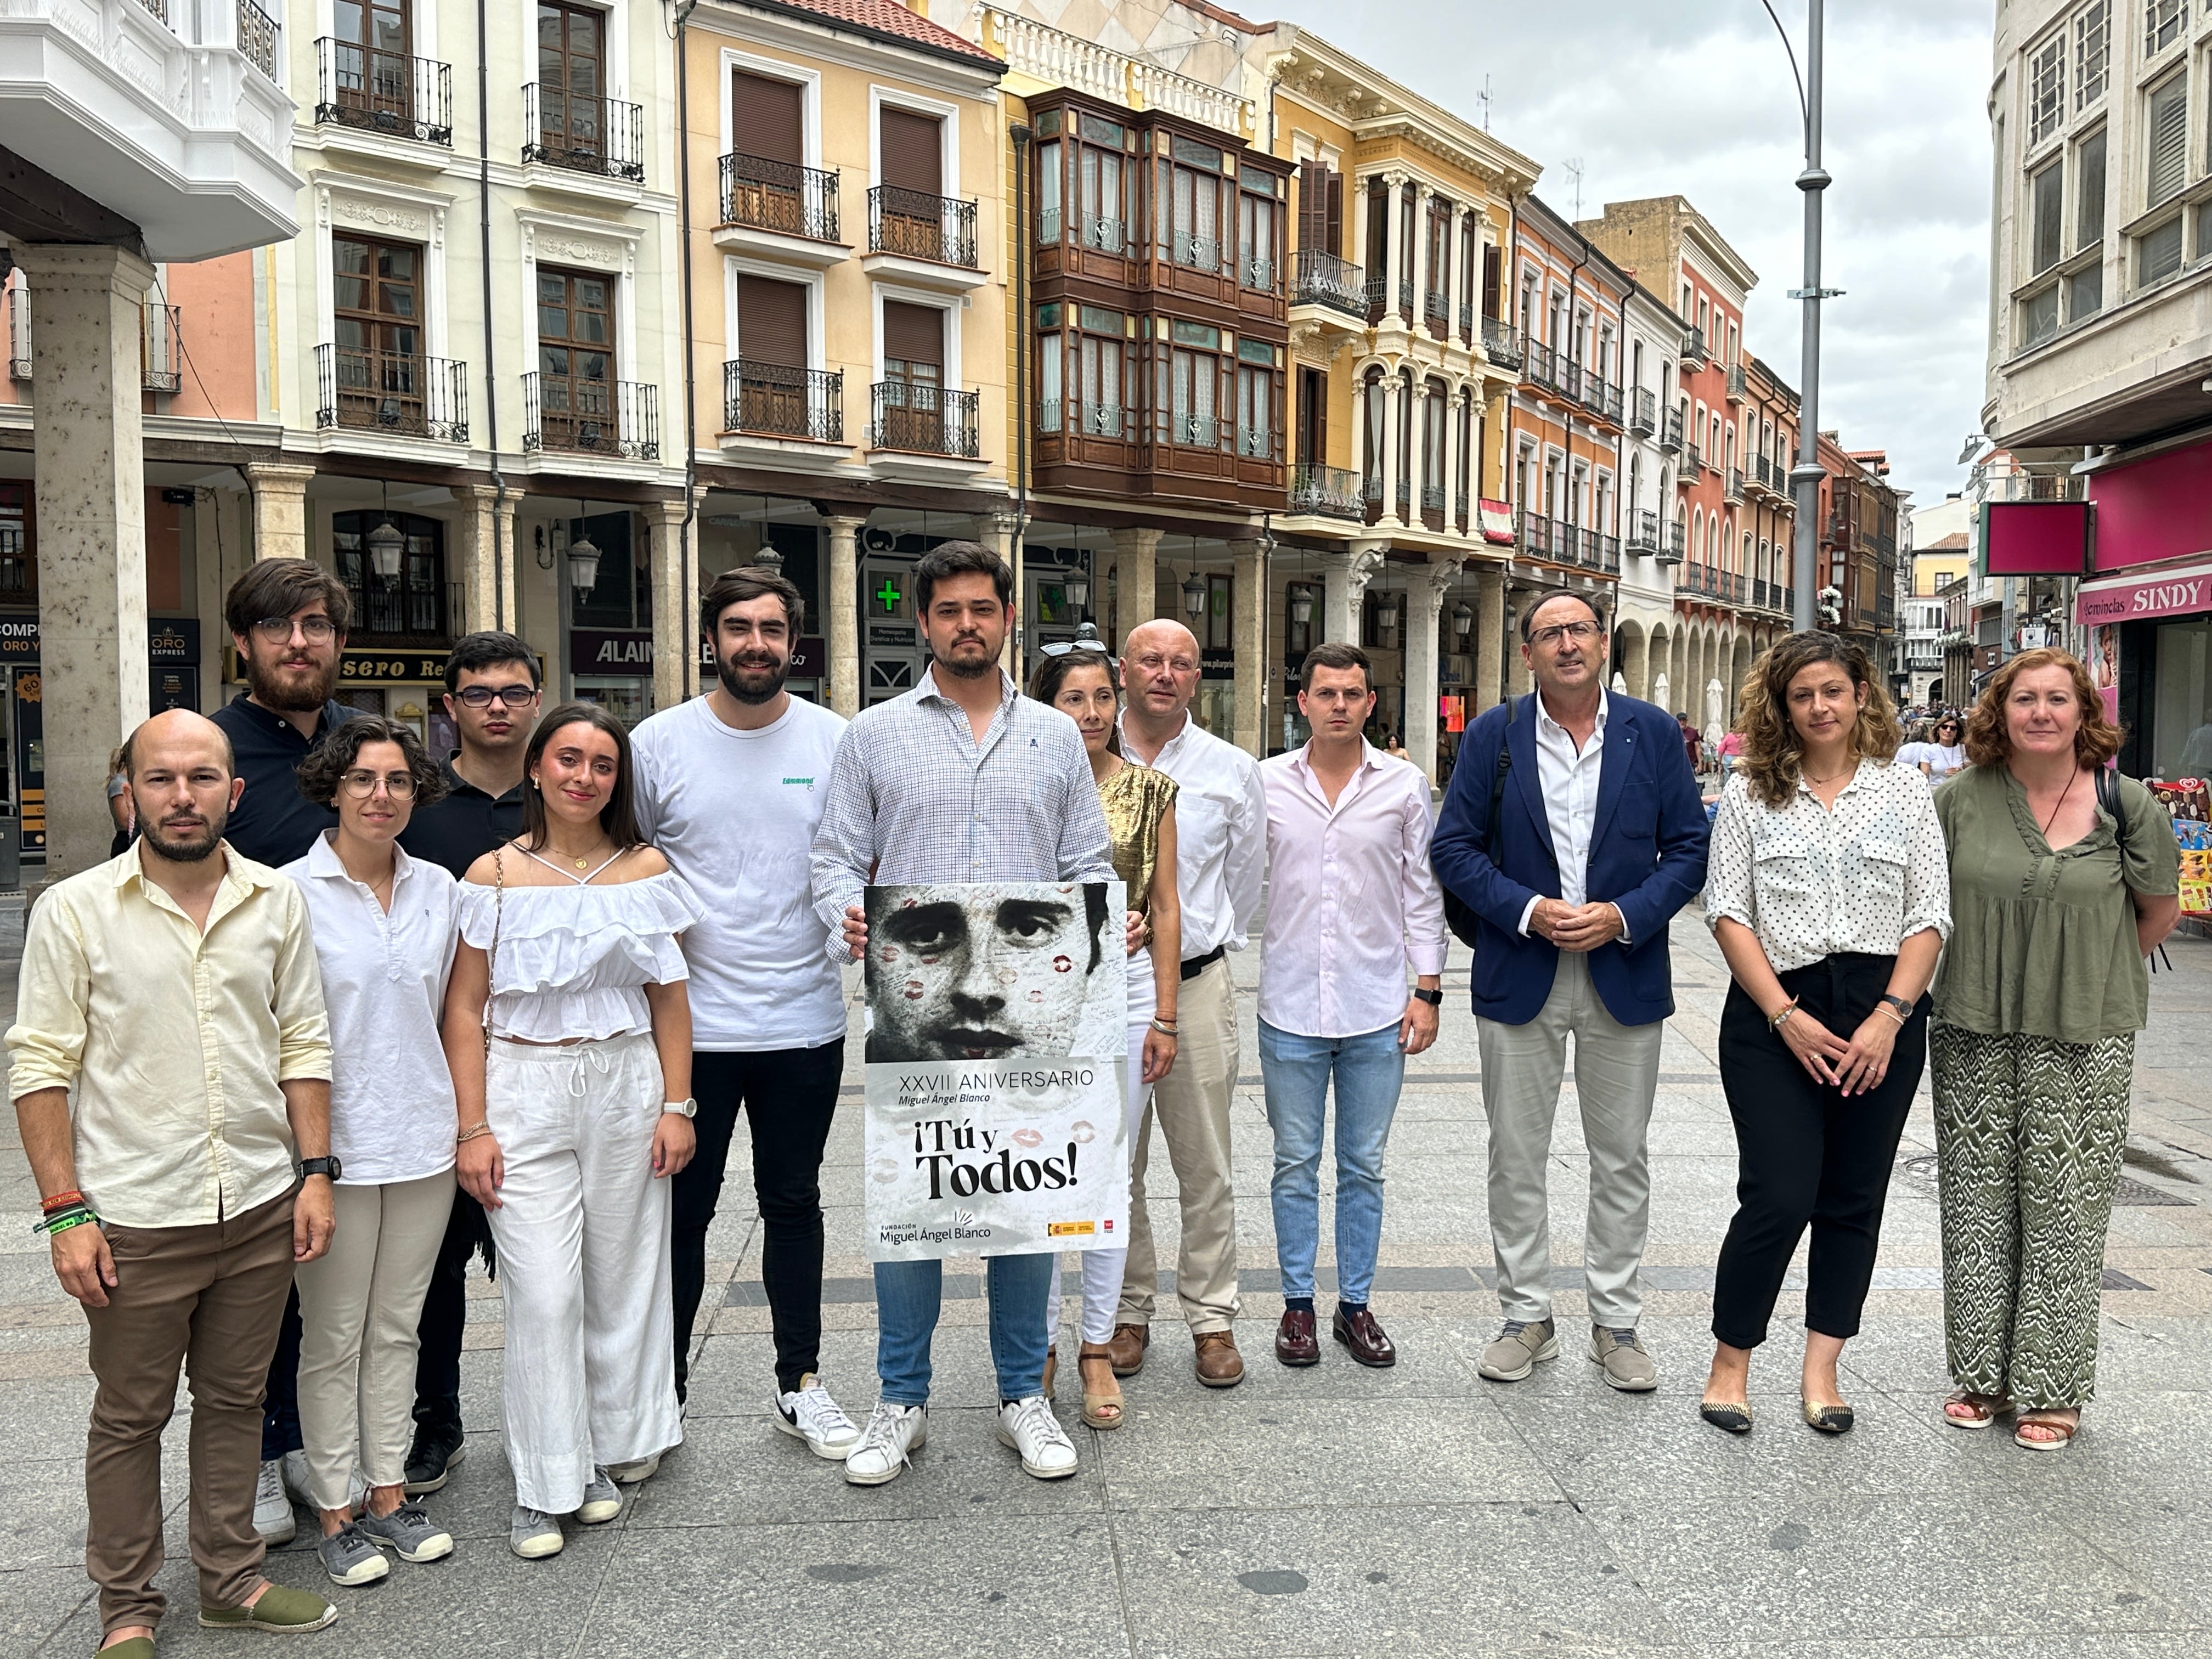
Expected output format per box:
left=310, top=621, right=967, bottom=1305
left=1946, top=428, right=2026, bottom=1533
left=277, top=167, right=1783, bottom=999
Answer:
left=3, top=904, right=2211, bottom=1657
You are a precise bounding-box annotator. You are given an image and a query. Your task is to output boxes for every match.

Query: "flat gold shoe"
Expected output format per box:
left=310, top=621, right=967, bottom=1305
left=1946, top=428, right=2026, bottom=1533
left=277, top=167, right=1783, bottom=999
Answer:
left=1699, top=1400, right=1753, bottom=1435
left=1802, top=1400, right=1855, bottom=1435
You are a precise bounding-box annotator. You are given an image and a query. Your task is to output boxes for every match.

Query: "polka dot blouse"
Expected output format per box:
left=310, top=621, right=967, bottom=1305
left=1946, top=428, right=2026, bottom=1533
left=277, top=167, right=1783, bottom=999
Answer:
left=1703, top=756, right=1953, bottom=973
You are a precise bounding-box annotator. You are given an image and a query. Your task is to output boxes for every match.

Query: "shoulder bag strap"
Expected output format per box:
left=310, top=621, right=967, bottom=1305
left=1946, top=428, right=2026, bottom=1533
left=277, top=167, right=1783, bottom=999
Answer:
left=1485, top=698, right=1516, bottom=859
left=482, top=847, right=504, bottom=1059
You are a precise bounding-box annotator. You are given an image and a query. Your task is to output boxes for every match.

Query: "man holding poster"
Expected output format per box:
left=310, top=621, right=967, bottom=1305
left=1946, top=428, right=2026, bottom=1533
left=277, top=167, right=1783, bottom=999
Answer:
left=811, top=543, right=1116, bottom=1488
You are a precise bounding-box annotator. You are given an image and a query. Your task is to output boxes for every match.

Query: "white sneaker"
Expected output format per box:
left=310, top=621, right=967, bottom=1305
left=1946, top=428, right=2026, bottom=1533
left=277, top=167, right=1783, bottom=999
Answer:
left=842, top=1401, right=928, bottom=1486
left=253, top=1459, right=296, bottom=1545
left=576, top=1467, right=623, bottom=1525
left=996, top=1395, right=1078, bottom=1480
left=605, top=1451, right=661, bottom=1485
left=279, top=1450, right=366, bottom=1514
left=776, top=1373, right=862, bottom=1461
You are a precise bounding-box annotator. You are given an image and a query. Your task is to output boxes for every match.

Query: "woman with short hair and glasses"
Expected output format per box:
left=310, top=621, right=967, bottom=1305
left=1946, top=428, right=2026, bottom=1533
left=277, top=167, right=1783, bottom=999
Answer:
left=283, top=718, right=463, bottom=1585
left=1904, top=715, right=1966, bottom=784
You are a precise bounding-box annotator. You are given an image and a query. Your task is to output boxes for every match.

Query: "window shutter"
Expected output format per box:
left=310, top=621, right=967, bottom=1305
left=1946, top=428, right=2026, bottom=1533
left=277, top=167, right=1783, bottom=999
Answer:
left=2148, top=75, right=2188, bottom=206
left=882, top=300, right=943, bottom=369
left=1481, top=243, right=1501, bottom=318
left=1325, top=170, right=1343, bottom=256
left=737, top=275, right=807, bottom=367
left=879, top=108, right=943, bottom=195
left=732, top=71, right=803, bottom=166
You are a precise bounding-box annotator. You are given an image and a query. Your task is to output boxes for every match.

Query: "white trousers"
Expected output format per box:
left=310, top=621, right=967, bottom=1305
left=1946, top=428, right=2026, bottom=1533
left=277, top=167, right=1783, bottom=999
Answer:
left=485, top=1032, right=681, bottom=1514
left=1050, top=967, right=1155, bottom=1347
left=294, top=1167, right=456, bottom=1510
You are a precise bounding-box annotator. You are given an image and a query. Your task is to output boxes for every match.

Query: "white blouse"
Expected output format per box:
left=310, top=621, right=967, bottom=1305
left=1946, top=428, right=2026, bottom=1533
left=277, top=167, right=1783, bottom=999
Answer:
left=1704, top=757, right=1953, bottom=973
left=457, top=870, right=703, bottom=1042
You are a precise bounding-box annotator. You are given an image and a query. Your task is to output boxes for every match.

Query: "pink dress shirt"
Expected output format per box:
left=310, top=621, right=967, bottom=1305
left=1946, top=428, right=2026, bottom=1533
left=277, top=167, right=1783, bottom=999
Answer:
left=1259, top=740, right=1449, bottom=1038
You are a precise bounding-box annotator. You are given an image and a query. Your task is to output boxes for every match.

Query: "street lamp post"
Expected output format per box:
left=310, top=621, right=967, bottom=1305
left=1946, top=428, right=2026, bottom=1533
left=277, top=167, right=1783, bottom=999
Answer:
left=1774, top=0, right=1838, bottom=635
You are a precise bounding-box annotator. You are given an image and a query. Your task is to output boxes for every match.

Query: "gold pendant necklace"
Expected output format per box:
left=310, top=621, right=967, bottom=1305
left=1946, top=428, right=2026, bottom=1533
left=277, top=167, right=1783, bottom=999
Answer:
left=574, top=855, right=590, bottom=870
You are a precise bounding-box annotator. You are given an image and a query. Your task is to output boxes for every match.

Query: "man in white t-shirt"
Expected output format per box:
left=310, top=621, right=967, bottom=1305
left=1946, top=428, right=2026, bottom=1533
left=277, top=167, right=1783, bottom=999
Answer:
left=631, top=565, right=859, bottom=1461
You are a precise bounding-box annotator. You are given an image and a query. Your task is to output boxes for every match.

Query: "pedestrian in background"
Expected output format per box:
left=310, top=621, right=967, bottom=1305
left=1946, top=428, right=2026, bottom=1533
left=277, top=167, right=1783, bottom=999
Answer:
left=8, top=709, right=339, bottom=1654
left=1699, top=634, right=1949, bottom=1436
left=445, top=703, right=701, bottom=1557
left=1932, top=648, right=2179, bottom=1451
left=106, top=746, right=134, bottom=857
left=284, top=718, right=460, bottom=1584
left=1259, top=644, right=1444, bottom=1372
left=1031, top=640, right=1181, bottom=1430
left=1432, top=589, right=1709, bottom=1392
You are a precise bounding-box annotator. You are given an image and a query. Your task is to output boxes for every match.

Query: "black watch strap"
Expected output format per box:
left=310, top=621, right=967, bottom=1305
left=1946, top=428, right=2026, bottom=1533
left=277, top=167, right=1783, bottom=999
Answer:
left=300, top=1156, right=342, bottom=1181
left=1878, top=994, right=1914, bottom=1019
left=1412, top=987, right=1444, bottom=1006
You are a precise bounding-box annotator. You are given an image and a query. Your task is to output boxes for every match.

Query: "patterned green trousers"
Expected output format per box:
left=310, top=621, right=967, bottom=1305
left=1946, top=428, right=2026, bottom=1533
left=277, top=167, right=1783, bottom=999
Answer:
left=1929, top=1024, right=2135, bottom=1411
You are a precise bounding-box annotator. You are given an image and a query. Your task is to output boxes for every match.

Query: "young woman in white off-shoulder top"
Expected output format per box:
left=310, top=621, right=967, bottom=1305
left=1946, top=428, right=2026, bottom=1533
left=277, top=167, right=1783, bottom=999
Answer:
left=441, top=702, right=704, bottom=1561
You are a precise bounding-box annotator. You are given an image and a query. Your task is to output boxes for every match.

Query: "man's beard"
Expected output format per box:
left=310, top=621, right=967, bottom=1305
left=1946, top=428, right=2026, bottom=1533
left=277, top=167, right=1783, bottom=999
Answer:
left=142, top=814, right=224, bottom=863
left=715, top=648, right=788, bottom=706
left=930, top=636, right=998, bottom=680
left=245, top=651, right=338, bottom=713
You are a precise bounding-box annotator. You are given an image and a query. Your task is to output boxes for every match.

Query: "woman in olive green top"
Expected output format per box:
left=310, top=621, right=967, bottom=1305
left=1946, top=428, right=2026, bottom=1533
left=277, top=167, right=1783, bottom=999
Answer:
left=1931, top=649, right=2179, bottom=1452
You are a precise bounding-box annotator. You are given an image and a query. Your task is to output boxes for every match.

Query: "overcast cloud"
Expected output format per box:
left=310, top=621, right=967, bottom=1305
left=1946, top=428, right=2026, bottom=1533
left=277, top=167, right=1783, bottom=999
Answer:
left=1264, top=0, right=1991, bottom=514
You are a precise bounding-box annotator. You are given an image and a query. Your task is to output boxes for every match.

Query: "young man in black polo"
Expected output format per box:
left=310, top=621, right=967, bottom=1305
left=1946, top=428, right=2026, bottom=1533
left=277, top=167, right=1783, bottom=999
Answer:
left=395, top=631, right=543, bottom=1493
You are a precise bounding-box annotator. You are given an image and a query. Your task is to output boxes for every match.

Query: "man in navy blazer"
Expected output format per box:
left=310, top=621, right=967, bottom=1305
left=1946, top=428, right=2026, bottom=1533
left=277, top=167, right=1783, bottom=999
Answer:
left=1431, top=588, right=1708, bottom=1393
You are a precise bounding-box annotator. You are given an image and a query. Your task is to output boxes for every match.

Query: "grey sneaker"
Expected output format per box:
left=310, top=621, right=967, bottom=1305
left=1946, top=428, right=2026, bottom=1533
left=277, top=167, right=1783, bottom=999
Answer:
left=510, top=1505, right=563, bottom=1560
left=1477, top=1318, right=1560, bottom=1381
left=576, top=1468, right=622, bottom=1525
left=1589, top=1325, right=1658, bottom=1392
left=252, top=1459, right=296, bottom=1545
left=315, top=1522, right=390, bottom=1587
left=357, top=1500, right=454, bottom=1562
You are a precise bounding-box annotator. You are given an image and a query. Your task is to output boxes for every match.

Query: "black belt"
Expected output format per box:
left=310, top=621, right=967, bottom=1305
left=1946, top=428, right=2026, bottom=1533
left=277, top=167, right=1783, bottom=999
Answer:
left=1180, top=945, right=1226, bottom=980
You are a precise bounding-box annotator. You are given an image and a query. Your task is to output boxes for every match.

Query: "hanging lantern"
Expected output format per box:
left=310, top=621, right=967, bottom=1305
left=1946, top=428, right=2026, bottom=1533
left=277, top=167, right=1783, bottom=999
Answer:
left=753, top=545, right=785, bottom=575
left=567, top=527, right=602, bottom=595
left=1181, top=570, right=1206, bottom=617
left=365, top=515, right=405, bottom=580
left=1453, top=599, right=1474, bottom=639
left=1064, top=572, right=1090, bottom=616
left=1289, top=586, right=1314, bottom=626
left=1375, top=590, right=1400, bottom=634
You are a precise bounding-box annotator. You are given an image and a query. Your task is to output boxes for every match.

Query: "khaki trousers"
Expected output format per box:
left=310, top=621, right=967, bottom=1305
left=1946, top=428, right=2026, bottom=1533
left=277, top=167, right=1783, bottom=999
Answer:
left=1476, top=952, right=1663, bottom=1328
left=83, top=1187, right=297, bottom=1637
left=1118, top=955, right=1240, bottom=1333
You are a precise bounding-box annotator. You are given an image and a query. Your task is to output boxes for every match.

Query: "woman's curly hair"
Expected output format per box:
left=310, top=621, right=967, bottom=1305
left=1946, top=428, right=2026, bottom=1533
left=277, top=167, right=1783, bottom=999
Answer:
left=296, top=715, right=450, bottom=810
left=1734, top=630, right=1900, bottom=808
left=1962, top=646, right=2121, bottom=770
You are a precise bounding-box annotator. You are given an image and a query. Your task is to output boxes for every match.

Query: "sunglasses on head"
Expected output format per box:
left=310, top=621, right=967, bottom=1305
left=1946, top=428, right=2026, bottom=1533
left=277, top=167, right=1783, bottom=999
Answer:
left=1041, top=623, right=1109, bottom=658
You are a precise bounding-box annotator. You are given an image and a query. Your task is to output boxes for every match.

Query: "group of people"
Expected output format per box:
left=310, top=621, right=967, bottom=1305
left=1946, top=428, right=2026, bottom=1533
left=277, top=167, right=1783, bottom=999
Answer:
left=9, top=543, right=2180, bottom=1658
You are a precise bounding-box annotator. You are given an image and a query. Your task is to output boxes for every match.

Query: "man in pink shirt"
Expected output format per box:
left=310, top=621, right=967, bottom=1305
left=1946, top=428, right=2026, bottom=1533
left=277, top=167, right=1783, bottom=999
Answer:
left=1259, top=643, right=1447, bottom=1370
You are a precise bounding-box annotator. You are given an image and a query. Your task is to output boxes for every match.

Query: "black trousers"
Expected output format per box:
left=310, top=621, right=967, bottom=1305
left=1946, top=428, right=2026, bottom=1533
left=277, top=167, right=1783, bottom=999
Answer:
left=259, top=1288, right=302, bottom=1462
left=1712, top=952, right=1928, bottom=1350
left=409, top=1186, right=495, bottom=1447
left=674, top=1041, right=845, bottom=1400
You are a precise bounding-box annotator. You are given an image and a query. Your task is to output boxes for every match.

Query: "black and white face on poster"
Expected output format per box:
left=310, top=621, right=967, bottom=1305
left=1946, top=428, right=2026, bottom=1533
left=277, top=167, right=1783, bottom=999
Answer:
left=862, top=881, right=1128, bottom=1260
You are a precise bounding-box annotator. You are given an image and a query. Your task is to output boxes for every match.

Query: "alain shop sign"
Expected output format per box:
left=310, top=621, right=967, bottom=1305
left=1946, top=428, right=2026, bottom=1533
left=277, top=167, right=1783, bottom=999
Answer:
left=568, top=630, right=826, bottom=676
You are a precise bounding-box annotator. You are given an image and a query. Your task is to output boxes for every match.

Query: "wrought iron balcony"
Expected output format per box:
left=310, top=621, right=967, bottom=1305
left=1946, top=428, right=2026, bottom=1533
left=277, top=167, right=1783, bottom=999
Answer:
left=343, top=575, right=460, bottom=645
left=1481, top=315, right=1523, bottom=371
left=315, top=38, right=454, bottom=146
left=523, top=85, right=645, bottom=183
left=1516, top=510, right=1558, bottom=561
left=521, top=373, right=659, bottom=460
left=1291, top=250, right=1366, bottom=318
left=1364, top=276, right=1389, bottom=321
left=1726, top=362, right=1746, bottom=402
left=1680, top=324, right=1707, bottom=365
left=1289, top=464, right=1359, bottom=519
left=1424, top=290, right=1449, bottom=334
left=866, top=185, right=978, bottom=267
left=870, top=382, right=980, bottom=458
left=720, top=151, right=839, bottom=241
left=1524, top=338, right=1560, bottom=392
left=1039, top=399, right=1127, bottom=438
left=1172, top=231, right=1222, bottom=272
left=1581, top=376, right=1623, bottom=426
left=1725, top=466, right=1745, bottom=504
left=1658, top=405, right=1683, bottom=453
left=1628, top=387, right=1655, bottom=437
left=1627, top=507, right=1661, bottom=556
left=1659, top=520, right=1685, bottom=565
left=1421, top=483, right=1446, bottom=511
left=315, top=343, right=469, bottom=442
left=236, top=0, right=278, bottom=80
left=1683, top=442, right=1704, bottom=478
left=142, top=303, right=180, bottom=392
left=723, top=360, right=843, bottom=443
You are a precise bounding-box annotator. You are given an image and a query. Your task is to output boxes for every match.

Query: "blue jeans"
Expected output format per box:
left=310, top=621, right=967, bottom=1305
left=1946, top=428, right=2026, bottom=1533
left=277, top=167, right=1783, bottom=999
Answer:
left=873, top=1252, right=1054, bottom=1407
left=1259, top=1020, right=1407, bottom=1306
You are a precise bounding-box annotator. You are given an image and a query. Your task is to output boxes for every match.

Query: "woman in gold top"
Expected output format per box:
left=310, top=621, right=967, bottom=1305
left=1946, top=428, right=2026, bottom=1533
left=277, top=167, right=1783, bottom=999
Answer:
left=1031, top=640, right=1181, bottom=1430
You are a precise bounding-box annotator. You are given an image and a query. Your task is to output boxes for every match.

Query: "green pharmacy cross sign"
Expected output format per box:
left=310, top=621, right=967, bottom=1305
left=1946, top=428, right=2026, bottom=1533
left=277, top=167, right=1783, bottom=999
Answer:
left=875, top=577, right=903, bottom=614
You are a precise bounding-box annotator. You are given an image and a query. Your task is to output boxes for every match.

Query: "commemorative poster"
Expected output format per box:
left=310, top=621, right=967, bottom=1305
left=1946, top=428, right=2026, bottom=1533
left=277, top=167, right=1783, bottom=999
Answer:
left=862, top=880, right=1129, bottom=1262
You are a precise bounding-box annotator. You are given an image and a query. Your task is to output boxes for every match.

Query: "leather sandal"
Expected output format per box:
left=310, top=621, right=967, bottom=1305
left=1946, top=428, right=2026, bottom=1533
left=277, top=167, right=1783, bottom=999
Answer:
left=1077, top=1345, right=1122, bottom=1431
left=1041, top=1348, right=1057, bottom=1400
left=1942, top=1390, right=2015, bottom=1430
left=2013, top=1409, right=2079, bottom=1452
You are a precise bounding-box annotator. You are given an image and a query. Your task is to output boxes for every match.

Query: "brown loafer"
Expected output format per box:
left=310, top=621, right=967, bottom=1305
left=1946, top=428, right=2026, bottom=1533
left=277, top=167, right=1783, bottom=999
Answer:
left=1333, top=1306, right=1396, bottom=1368
left=1274, top=1308, right=1320, bottom=1367
left=1194, top=1329, right=1245, bottom=1387
left=1106, top=1323, right=1149, bottom=1378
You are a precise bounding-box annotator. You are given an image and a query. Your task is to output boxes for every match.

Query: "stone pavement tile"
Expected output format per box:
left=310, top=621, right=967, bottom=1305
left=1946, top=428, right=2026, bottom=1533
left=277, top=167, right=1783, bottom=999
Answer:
left=3, top=1462, right=97, bottom=1572
left=1109, top=1501, right=1681, bottom=1659
left=572, top=1515, right=1129, bottom=1659
left=2, top=1565, right=95, bottom=1655
left=1576, top=1487, right=2184, bottom=1647
left=1701, top=1639, right=2212, bottom=1659
left=1096, top=1392, right=1554, bottom=1513
left=1831, top=1311, right=2212, bottom=1398
left=0, top=1377, right=93, bottom=1462
left=625, top=1406, right=1107, bottom=1528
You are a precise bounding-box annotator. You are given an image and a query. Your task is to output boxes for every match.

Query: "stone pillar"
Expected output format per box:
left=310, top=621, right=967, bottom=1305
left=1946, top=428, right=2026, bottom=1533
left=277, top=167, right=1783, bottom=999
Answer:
left=1474, top=563, right=1505, bottom=714
left=1379, top=377, right=1403, bottom=528
left=191, top=487, right=230, bottom=712
left=1379, top=172, right=1407, bottom=327
left=825, top=515, right=867, bottom=718
left=1231, top=537, right=1267, bottom=758
left=243, top=461, right=317, bottom=563
left=456, top=483, right=505, bottom=635
left=1323, top=541, right=1385, bottom=645
left=1110, top=526, right=1160, bottom=648
left=987, top=509, right=1022, bottom=678
left=493, top=490, right=521, bottom=633
left=1404, top=558, right=1458, bottom=787
left=647, top=496, right=697, bottom=714
left=18, top=245, right=154, bottom=882
left=1409, top=185, right=1433, bottom=333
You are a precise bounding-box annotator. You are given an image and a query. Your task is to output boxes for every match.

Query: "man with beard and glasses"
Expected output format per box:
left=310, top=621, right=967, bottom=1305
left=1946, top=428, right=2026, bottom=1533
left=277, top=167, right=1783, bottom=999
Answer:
left=811, top=541, right=1115, bottom=1488
left=393, top=631, right=542, bottom=1497
left=208, top=559, right=361, bottom=1544
left=629, top=566, right=860, bottom=1462
left=9, top=710, right=341, bottom=1652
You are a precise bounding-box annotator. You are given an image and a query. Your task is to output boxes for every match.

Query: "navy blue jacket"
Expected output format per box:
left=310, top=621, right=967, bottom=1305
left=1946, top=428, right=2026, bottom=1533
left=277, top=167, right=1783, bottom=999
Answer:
left=1431, top=691, right=1709, bottom=1028
left=210, top=695, right=358, bottom=868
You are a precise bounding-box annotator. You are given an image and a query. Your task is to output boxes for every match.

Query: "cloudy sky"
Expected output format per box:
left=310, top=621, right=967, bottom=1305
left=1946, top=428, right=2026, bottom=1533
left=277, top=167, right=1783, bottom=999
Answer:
left=1264, top=0, right=1991, bottom=517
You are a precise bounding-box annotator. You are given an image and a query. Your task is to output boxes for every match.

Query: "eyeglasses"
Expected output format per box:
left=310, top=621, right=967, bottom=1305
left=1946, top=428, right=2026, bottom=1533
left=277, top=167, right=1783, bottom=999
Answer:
left=250, top=614, right=337, bottom=645
left=454, top=685, right=540, bottom=708
left=338, top=769, right=418, bottom=800
left=1529, top=620, right=1602, bottom=648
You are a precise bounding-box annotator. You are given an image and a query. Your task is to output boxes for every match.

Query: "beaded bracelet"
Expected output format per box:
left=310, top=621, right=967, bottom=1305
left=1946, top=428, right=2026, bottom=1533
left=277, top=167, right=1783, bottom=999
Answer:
left=455, top=1122, right=494, bottom=1145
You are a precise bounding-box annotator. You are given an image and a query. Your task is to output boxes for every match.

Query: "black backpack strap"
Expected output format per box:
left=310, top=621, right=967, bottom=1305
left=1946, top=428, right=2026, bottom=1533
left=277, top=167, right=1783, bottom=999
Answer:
left=1485, top=697, right=1516, bottom=857
left=2096, top=766, right=2129, bottom=855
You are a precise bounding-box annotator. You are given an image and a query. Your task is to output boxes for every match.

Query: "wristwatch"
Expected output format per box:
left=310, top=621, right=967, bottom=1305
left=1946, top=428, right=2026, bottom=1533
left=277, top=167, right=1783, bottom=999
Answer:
left=1412, top=988, right=1444, bottom=1006
left=662, top=1098, right=698, bottom=1119
left=1878, top=994, right=1915, bottom=1020
left=299, top=1156, right=342, bottom=1182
